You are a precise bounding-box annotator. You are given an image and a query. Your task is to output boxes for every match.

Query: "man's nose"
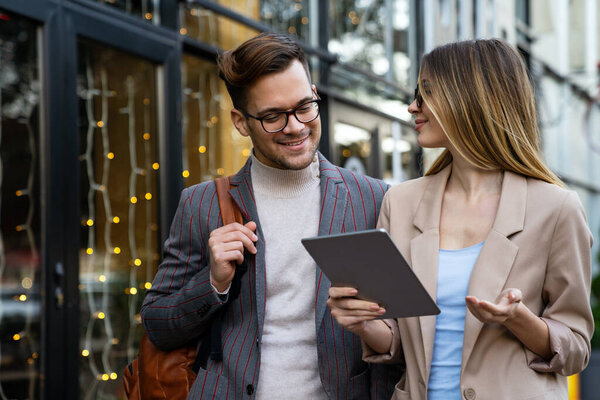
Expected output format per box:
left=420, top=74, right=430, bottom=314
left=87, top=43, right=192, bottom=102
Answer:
left=282, top=113, right=306, bottom=133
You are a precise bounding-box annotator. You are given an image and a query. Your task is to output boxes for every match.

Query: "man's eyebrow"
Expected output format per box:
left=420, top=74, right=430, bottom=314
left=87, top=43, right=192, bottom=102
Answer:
left=256, top=95, right=314, bottom=115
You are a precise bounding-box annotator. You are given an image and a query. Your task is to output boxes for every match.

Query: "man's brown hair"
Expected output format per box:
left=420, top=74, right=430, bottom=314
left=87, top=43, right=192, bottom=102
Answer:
left=217, top=32, right=311, bottom=110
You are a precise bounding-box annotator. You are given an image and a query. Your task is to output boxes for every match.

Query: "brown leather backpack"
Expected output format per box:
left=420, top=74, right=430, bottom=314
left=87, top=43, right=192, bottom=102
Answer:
left=123, top=177, right=243, bottom=400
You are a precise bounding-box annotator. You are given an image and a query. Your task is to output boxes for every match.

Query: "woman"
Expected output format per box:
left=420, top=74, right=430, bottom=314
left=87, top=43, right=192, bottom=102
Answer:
left=327, top=39, right=593, bottom=400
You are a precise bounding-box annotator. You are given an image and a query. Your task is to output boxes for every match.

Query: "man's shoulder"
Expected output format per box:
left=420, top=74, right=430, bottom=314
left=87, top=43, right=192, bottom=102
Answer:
left=319, top=156, right=389, bottom=194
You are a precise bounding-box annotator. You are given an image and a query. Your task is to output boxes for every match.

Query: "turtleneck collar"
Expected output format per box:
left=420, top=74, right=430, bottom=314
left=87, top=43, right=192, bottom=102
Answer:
left=250, top=152, right=320, bottom=198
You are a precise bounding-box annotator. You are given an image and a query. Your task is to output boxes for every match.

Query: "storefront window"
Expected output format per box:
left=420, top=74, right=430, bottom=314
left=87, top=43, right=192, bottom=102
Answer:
left=181, top=54, right=251, bottom=183
left=94, top=0, right=161, bottom=25
left=180, top=1, right=260, bottom=49
left=329, top=0, right=411, bottom=86
left=77, top=40, right=159, bottom=398
left=0, top=11, right=42, bottom=400
left=260, top=0, right=311, bottom=39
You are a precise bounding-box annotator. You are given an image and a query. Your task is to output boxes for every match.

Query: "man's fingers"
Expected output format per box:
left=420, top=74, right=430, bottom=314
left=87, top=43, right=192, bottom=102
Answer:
left=210, top=230, right=257, bottom=254
left=329, top=286, right=358, bottom=299
left=211, top=222, right=258, bottom=242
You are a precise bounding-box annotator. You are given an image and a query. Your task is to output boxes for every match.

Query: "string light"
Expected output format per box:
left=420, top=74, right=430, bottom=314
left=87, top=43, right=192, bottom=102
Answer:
left=144, top=282, right=152, bottom=290
left=145, top=192, right=152, bottom=200
left=97, top=312, right=105, bottom=320
left=107, top=152, right=115, bottom=159
left=113, top=247, right=121, bottom=254
left=182, top=170, right=190, bottom=178
left=180, top=28, right=188, bottom=35
left=19, top=295, right=27, bottom=301
left=15, top=190, right=22, bottom=196
left=144, top=13, right=152, bottom=20
left=98, top=275, right=106, bottom=282
left=133, top=258, right=142, bottom=266
left=152, top=162, right=159, bottom=170
left=113, top=216, right=120, bottom=223
left=130, top=287, right=138, bottom=295
left=110, top=373, right=118, bottom=380
left=130, top=196, right=138, bottom=204
left=82, top=349, right=90, bottom=357
left=97, top=121, right=104, bottom=127
left=13, top=334, right=21, bottom=341
left=198, top=146, right=207, bottom=153
left=101, top=374, right=109, bottom=381
left=143, top=133, right=150, bottom=140
left=86, top=248, right=94, bottom=255
left=87, top=219, right=94, bottom=226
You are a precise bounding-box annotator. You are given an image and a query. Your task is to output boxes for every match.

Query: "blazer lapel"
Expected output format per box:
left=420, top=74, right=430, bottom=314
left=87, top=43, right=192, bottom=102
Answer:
left=410, top=165, right=451, bottom=378
left=461, top=171, right=526, bottom=369
left=228, top=159, right=267, bottom=336
left=314, top=154, right=348, bottom=331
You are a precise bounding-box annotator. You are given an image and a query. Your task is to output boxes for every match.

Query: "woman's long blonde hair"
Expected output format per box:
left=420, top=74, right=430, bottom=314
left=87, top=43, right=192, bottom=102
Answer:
left=420, top=39, right=563, bottom=186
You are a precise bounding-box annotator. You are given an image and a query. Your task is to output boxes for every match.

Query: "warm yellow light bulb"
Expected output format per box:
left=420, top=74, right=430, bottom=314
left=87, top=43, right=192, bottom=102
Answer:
left=145, top=193, right=152, bottom=200
left=152, top=162, right=159, bottom=170
left=198, top=146, right=207, bottom=153
left=145, top=13, right=152, bottom=20
left=113, top=247, right=121, bottom=254
left=130, top=287, right=138, bottom=295
left=97, top=121, right=104, bottom=128
left=102, top=374, right=109, bottom=381
left=16, top=190, right=22, bottom=196
left=242, top=149, right=251, bottom=157
left=87, top=219, right=94, bottom=226
left=143, top=133, right=150, bottom=140
left=145, top=282, right=152, bottom=289
left=86, top=248, right=94, bottom=255
left=130, top=196, right=138, bottom=204
left=19, top=295, right=27, bottom=301
left=107, top=152, right=115, bottom=159
left=134, top=258, right=142, bottom=266
left=97, top=312, right=105, bottom=320
left=180, top=28, right=188, bottom=35
left=82, top=349, right=90, bottom=357
left=13, top=334, right=21, bottom=341
left=110, top=372, right=118, bottom=380
left=98, top=275, right=106, bottom=282
left=112, top=216, right=120, bottom=224
left=182, top=170, right=190, bottom=178
left=217, top=168, right=225, bottom=175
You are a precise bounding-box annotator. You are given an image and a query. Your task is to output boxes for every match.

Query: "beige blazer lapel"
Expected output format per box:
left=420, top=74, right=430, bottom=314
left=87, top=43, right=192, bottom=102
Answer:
left=461, top=170, right=527, bottom=370
left=410, top=165, right=452, bottom=379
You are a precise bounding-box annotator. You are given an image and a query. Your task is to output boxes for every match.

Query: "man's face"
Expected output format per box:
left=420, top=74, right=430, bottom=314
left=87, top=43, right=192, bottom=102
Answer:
left=231, top=60, right=321, bottom=170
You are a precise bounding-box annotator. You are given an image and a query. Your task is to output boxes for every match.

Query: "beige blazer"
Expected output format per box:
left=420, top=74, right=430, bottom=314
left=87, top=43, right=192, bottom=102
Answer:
left=364, top=165, right=594, bottom=400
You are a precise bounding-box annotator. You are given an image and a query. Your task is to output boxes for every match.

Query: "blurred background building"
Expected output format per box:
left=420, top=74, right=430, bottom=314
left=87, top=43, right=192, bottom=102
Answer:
left=0, top=0, right=598, bottom=399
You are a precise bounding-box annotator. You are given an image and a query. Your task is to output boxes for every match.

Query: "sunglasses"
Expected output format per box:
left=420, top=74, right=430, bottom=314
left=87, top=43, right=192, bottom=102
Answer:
left=414, top=85, right=424, bottom=108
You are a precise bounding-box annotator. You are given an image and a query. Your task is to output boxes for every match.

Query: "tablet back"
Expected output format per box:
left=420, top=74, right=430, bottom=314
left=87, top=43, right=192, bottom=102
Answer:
left=302, top=229, right=440, bottom=319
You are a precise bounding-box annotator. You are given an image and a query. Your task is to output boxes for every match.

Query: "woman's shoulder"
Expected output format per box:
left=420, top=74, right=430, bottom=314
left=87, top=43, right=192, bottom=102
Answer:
left=524, top=175, right=585, bottom=218
left=385, top=175, right=433, bottom=200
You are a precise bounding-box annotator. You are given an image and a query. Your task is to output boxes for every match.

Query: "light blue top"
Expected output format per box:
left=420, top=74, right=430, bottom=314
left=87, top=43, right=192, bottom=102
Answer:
left=427, top=242, right=484, bottom=400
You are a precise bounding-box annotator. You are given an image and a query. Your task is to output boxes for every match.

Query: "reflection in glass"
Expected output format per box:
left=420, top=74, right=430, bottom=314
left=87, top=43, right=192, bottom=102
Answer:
left=260, top=0, right=310, bottom=39
left=0, top=11, right=41, bottom=400
left=181, top=54, right=251, bottom=185
left=78, top=40, right=159, bottom=399
left=329, top=0, right=410, bottom=86
left=334, top=122, right=372, bottom=175
left=179, top=1, right=259, bottom=49
left=95, top=0, right=160, bottom=24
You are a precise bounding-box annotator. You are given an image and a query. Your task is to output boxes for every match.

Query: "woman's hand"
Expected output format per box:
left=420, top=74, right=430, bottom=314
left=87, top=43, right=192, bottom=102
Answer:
left=327, top=287, right=386, bottom=336
left=465, top=288, right=522, bottom=324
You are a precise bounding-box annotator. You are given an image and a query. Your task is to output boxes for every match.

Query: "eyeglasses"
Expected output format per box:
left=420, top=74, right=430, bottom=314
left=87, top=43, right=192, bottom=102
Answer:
left=241, top=94, right=321, bottom=133
left=414, top=85, right=424, bottom=108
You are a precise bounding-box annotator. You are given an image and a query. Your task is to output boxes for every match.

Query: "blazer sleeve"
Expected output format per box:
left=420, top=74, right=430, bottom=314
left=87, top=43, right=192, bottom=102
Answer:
left=362, top=192, right=404, bottom=364
left=140, top=186, right=226, bottom=350
left=526, top=191, right=594, bottom=375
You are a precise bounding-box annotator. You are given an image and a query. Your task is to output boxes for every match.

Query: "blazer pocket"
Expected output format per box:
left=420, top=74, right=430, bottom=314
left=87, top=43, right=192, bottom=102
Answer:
left=347, top=368, right=369, bottom=400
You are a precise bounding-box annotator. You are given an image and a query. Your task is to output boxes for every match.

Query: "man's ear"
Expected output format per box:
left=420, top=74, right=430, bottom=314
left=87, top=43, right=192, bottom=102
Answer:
left=231, top=109, right=250, bottom=137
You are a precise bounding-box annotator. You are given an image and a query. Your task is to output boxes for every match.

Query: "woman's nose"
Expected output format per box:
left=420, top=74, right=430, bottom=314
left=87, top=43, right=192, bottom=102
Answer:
left=407, top=98, right=420, bottom=114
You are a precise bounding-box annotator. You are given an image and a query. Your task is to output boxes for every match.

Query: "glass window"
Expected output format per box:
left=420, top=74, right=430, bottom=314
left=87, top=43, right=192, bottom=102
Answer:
left=179, top=1, right=260, bottom=49
left=0, top=11, right=42, bottom=400
left=260, top=0, right=311, bottom=39
left=181, top=54, right=251, bottom=183
left=94, top=0, right=161, bottom=24
left=77, top=40, right=159, bottom=398
left=329, top=0, right=411, bottom=86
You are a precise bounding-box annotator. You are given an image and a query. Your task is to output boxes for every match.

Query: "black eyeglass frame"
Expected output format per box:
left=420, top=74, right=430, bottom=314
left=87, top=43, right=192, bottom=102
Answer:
left=414, top=85, right=424, bottom=108
left=241, top=93, right=322, bottom=133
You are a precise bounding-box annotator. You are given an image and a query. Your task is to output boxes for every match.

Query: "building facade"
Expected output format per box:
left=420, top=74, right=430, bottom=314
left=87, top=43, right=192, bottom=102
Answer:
left=0, top=0, right=597, bottom=399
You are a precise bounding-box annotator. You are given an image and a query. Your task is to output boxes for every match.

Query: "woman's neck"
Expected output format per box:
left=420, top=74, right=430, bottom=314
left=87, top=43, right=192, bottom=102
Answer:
left=446, top=152, right=503, bottom=198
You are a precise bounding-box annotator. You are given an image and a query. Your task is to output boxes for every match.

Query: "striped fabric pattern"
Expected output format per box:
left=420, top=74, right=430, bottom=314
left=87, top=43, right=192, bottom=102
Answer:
left=141, top=153, right=402, bottom=399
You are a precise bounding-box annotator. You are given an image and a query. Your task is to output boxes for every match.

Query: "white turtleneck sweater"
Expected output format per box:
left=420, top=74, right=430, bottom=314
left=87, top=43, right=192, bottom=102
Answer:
left=251, top=154, right=328, bottom=400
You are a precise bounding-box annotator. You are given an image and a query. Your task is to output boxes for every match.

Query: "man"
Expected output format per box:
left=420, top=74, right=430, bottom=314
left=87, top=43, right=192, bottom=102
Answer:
left=141, top=32, right=400, bottom=399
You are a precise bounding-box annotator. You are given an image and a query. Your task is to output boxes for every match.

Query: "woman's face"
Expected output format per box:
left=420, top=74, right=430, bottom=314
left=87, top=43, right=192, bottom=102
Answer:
left=408, top=84, right=449, bottom=149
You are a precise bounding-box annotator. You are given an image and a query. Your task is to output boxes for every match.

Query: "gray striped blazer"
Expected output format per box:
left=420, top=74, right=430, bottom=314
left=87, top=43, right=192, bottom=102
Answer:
left=141, top=153, right=403, bottom=399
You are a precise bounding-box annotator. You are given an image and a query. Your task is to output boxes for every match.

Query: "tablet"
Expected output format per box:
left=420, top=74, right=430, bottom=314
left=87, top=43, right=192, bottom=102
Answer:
left=301, top=229, right=440, bottom=319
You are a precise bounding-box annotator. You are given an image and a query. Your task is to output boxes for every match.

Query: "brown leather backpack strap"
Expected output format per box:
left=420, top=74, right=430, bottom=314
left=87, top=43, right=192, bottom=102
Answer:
left=215, top=176, right=243, bottom=225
